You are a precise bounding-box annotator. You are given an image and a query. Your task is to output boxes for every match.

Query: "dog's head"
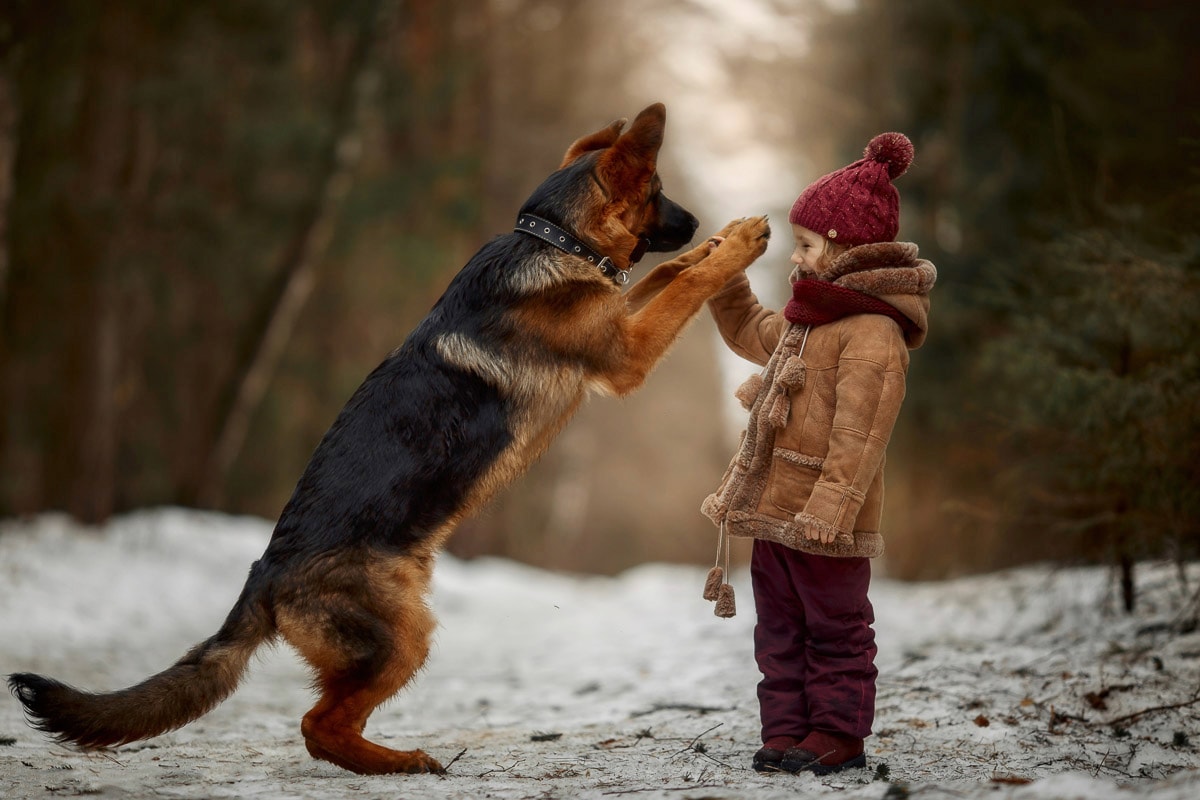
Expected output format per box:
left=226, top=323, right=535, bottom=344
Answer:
left=519, top=103, right=699, bottom=266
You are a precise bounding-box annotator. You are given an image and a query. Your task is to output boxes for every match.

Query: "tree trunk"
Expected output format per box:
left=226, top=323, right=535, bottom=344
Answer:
left=0, top=42, right=18, bottom=515
left=0, top=47, right=14, bottom=312
left=190, top=0, right=391, bottom=508
left=1120, top=553, right=1135, bottom=614
left=47, top=7, right=140, bottom=524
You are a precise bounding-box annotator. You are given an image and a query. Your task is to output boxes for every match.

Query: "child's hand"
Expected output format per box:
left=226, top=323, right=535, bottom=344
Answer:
left=798, top=515, right=837, bottom=544
left=665, top=234, right=724, bottom=272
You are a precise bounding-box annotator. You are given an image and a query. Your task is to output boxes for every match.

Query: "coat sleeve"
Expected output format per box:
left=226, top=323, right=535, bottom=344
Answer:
left=798, top=316, right=909, bottom=537
left=706, top=272, right=788, bottom=366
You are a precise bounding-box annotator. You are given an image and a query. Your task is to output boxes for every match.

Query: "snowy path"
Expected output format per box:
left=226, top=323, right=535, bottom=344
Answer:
left=1, top=509, right=1198, bottom=799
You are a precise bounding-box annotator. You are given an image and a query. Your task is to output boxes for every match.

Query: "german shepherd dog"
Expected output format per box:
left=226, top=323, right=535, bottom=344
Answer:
left=8, top=103, right=769, bottom=775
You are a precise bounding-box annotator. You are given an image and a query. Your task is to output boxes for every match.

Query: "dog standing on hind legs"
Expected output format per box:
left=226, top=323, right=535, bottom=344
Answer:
left=8, top=103, right=770, bottom=775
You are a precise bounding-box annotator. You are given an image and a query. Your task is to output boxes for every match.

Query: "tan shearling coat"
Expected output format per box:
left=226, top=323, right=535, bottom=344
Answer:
left=701, top=242, right=935, bottom=558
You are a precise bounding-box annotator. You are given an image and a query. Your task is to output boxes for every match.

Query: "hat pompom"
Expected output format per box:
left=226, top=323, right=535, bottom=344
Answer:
left=865, top=132, right=914, bottom=180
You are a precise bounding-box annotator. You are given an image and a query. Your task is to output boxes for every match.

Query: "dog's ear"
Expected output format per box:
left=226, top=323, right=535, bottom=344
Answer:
left=560, top=118, right=627, bottom=168
left=597, top=103, right=665, bottom=186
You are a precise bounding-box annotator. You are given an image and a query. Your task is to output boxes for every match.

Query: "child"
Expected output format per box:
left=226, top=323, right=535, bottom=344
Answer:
left=700, top=133, right=936, bottom=775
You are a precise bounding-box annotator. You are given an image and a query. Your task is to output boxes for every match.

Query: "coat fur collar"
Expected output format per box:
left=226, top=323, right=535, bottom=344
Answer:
left=825, top=242, right=936, bottom=297
left=787, top=241, right=936, bottom=297
left=788, top=241, right=936, bottom=348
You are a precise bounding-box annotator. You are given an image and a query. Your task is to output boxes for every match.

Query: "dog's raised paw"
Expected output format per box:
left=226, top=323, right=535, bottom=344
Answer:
left=725, top=215, right=771, bottom=258
left=714, top=217, right=750, bottom=239
left=747, top=214, right=771, bottom=241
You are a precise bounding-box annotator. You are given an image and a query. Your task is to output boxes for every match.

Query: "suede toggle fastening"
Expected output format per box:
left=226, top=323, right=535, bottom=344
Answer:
left=515, top=214, right=631, bottom=285
left=704, top=522, right=736, bottom=618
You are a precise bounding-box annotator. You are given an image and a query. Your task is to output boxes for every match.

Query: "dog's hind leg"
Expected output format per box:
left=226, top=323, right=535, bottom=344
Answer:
left=301, top=654, right=442, bottom=775
left=282, top=561, right=442, bottom=775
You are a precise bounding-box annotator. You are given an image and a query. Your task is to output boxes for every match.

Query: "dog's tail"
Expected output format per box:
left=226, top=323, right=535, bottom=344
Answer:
left=7, top=561, right=275, bottom=749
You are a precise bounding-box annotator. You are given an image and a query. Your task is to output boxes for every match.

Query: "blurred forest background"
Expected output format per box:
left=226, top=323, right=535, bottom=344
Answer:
left=0, top=0, right=1196, bottom=588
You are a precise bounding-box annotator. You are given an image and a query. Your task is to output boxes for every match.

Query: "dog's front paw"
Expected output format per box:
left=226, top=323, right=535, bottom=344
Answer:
left=713, top=216, right=750, bottom=240
left=726, top=215, right=771, bottom=255
left=669, top=235, right=725, bottom=270
left=706, top=215, right=770, bottom=277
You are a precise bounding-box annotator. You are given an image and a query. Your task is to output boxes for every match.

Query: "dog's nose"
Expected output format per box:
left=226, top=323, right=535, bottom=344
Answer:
left=678, top=213, right=700, bottom=246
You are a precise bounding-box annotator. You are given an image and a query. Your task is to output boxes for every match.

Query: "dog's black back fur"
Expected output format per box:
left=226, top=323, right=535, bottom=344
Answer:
left=264, top=235, right=543, bottom=562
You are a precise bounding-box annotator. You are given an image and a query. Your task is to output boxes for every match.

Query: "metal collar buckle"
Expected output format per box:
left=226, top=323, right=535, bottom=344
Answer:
left=596, top=257, right=629, bottom=285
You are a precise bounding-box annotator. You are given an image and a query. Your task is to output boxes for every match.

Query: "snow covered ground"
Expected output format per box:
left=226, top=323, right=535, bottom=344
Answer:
left=1, top=508, right=1198, bottom=799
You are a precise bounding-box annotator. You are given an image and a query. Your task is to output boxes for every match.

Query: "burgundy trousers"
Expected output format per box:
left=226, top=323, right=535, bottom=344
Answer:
left=751, top=539, right=878, bottom=742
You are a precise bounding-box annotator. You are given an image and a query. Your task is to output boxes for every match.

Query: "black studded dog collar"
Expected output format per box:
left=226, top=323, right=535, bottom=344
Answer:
left=514, top=214, right=630, bottom=285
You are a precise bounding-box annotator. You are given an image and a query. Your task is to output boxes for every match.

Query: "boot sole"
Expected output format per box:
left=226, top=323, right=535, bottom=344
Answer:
left=751, top=748, right=786, bottom=773
left=782, top=752, right=867, bottom=775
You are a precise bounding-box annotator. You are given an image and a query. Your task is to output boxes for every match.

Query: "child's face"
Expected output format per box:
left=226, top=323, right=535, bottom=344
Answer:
left=789, top=224, right=828, bottom=279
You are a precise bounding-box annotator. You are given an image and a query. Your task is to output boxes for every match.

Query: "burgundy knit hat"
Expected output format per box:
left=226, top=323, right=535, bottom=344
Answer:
left=789, top=133, right=915, bottom=246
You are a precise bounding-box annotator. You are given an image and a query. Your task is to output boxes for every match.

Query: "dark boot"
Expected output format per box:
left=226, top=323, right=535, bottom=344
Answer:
left=752, top=735, right=802, bottom=773
left=780, top=731, right=866, bottom=775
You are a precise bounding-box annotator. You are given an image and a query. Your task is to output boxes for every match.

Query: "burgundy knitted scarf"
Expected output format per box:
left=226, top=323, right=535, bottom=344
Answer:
left=784, top=278, right=918, bottom=338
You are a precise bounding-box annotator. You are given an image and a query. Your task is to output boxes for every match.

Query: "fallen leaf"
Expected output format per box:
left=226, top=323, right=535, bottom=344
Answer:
left=992, top=775, right=1032, bottom=785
